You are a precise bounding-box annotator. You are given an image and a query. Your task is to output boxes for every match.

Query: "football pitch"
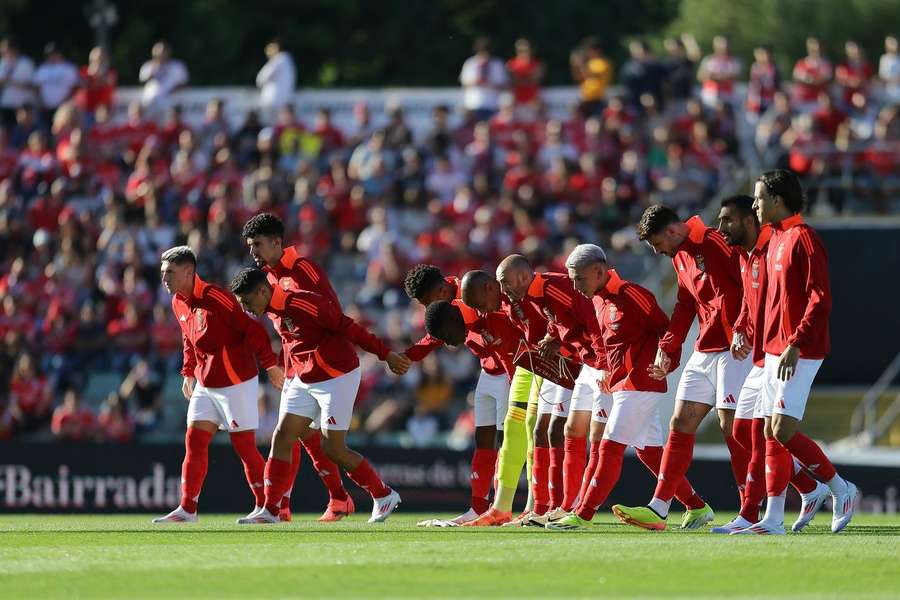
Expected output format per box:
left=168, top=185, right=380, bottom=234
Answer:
left=1, top=513, right=898, bottom=599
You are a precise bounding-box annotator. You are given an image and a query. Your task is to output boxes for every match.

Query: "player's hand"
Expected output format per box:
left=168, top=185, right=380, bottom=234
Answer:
left=731, top=332, right=752, bottom=361
left=181, top=377, right=195, bottom=400
left=537, top=335, right=561, bottom=359
left=266, top=366, right=285, bottom=390
left=647, top=348, right=671, bottom=380
left=386, top=352, right=412, bottom=375
left=777, top=345, right=800, bottom=382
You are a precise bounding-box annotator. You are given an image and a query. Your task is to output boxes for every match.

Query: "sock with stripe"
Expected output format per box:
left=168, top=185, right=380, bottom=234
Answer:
left=739, top=418, right=766, bottom=523
left=228, top=430, right=266, bottom=508
left=180, top=427, right=214, bottom=513
left=790, top=457, right=818, bottom=494
left=723, top=432, right=751, bottom=505
left=281, top=440, right=302, bottom=510
left=782, top=432, right=846, bottom=493
left=302, top=433, right=349, bottom=501
left=549, top=446, right=565, bottom=509
left=575, top=440, right=626, bottom=521
left=561, top=436, right=587, bottom=511
left=495, top=405, right=528, bottom=512
left=576, top=441, right=601, bottom=511
left=762, top=438, right=792, bottom=524
left=347, top=459, right=390, bottom=499
left=635, top=445, right=705, bottom=510
left=651, top=430, right=696, bottom=509
left=532, top=446, right=550, bottom=515
left=263, top=457, right=293, bottom=515
left=470, top=448, right=497, bottom=514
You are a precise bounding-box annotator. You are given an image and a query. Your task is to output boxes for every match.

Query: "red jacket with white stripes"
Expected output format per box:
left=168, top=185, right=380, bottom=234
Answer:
left=173, top=276, right=277, bottom=388
left=763, top=214, right=831, bottom=359
left=263, top=246, right=341, bottom=377
left=265, top=286, right=392, bottom=383
left=659, top=216, right=743, bottom=356
left=592, top=270, right=675, bottom=393
left=454, top=300, right=525, bottom=380
left=733, top=225, right=773, bottom=367
left=524, top=271, right=606, bottom=370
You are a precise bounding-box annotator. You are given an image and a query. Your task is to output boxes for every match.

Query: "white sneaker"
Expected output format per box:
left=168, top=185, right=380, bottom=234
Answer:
left=544, top=507, right=570, bottom=522
left=501, top=511, right=534, bottom=527
left=236, top=507, right=280, bottom=524
left=526, top=512, right=553, bottom=527
left=448, top=508, right=480, bottom=525
left=710, top=515, right=753, bottom=534
left=831, top=481, right=860, bottom=533
left=368, top=489, right=401, bottom=523
left=236, top=506, right=264, bottom=524
left=731, top=520, right=786, bottom=535
left=792, top=483, right=829, bottom=532
left=416, top=518, right=441, bottom=527
left=152, top=506, right=198, bottom=524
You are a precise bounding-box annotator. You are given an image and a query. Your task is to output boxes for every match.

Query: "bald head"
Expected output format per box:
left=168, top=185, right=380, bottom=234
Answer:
left=496, top=254, right=534, bottom=301
left=461, top=270, right=501, bottom=312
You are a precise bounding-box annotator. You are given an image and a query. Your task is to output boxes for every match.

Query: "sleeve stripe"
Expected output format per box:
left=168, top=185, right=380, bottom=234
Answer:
left=710, top=234, right=732, bottom=255
left=207, top=289, right=236, bottom=310
left=289, top=298, right=319, bottom=317
left=798, top=230, right=814, bottom=255
left=624, top=287, right=653, bottom=314
left=546, top=286, right=573, bottom=307
left=297, top=260, right=320, bottom=283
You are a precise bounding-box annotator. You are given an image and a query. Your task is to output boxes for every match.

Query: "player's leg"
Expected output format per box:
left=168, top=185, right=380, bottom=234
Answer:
left=548, top=408, right=567, bottom=510
left=531, top=411, right=552, bottom=516
left=466, top=367, right=535, bottom=526
left=612, top=351, right=715, bottom=529
left=314, top=368, right=400, bottom=523
left=560, top=367, right=596, bottom=514
left=153, top=384, right=219, bottom=523
left=214, top=378, right=267, bottom=517
left=716, top=352, right=753, bottom=506
left=466, top=371, right=505, bottom=521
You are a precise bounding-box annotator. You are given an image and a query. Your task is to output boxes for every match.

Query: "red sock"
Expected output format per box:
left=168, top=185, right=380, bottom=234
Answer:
left=470, top=448, right=497, bottom=514
left=229, top=430, right=266, bottom=507
left=739, top=418, right=766, bottom=522
left=723, top=432, right=751, bottom=504
left=790, top=461, right=818, bottom=494
left=782, top=432, right=837, bottom=482
left=281, top=440, right=303, bottom=510
left=549, top=446, right=565, bottom=509
left=636, top=445, right=705, bottom=510
left=532, top=446, right=550, bottom=515
left=180, top=427, right=214, bottom=513
left=652, top=431, right=695, bottom=502
left=561, top=436, right=587, bottom=511
left=576, top=440, right=626, bottom=521
left=347, top=459, right=390, bottom=499
left=765, top=438, right=792, bottom=498
left=302, top=433, right=349, bottom=501
left=576, top=441, right=601, bottom=510
left=263, top=457, right=294, bottom=514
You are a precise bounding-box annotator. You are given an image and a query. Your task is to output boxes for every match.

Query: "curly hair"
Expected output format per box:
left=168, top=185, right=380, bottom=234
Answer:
left=403, top=264, right=445, bottom=301
left=230, top=267, right=268, bottom=296
left=241, top=213, right=285, bottom=240
left=637, top=204, right=680, bottom=241
left=423, top=300, right=461, bottom=342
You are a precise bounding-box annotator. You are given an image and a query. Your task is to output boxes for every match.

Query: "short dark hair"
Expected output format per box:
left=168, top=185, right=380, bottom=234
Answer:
left=404, top=264, right=445, bottom=301
left=242, top=212, right=285, bottom=240
left=160, top=245, right=196, bottom=267
left=424, top=300, right=461, bottom=342
left=637, top=204, right=680, bottom=240
left=720, top=194, right=757, bottom=220
left=758, top=169, right=805, bottom=214
left=230, top=267, right=269, bottom=296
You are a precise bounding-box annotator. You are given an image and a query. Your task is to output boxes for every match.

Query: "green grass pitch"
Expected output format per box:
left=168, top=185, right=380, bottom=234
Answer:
left=1, top=513, right=898, bottom=599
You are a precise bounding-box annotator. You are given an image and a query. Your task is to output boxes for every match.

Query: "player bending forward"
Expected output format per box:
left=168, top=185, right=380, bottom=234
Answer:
left=231, top=268, right=409, bottom=524
left=154, top=246, right=284, bottom=524
left=547, top=244, right=711, bottom=530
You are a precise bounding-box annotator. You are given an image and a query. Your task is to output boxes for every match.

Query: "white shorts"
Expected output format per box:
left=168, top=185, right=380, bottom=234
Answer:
left=538, top=380, right=572, bottom=417
left=474, top=370, right=510, bottom=430
left=568, top=364, right=613, bottom=424
left=603, top=391, right=665, bottom=449
left=762, top=353, right=823, bottom=421
left=280, top=367, right=361, bottom=431
left=736, top=364, right=766, bottom=420
left=187, top=377, right=259, bottom=432
left=676, top=350, right=753, bottom=410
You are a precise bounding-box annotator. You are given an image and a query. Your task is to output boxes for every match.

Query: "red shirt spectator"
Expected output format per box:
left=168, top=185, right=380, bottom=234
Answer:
left=792, top=39, right=833, bottom=106
left=506, top=38, right=543, bottom=105
left=835, top=41, right=873, bottom=105
left=51, top=390, right=96, bottom=441
left=74, top=47, right=117, bottom=113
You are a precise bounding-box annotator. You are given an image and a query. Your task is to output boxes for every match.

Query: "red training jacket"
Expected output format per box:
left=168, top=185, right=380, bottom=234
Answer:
left=763, top=214, right=831, bottom=359
left=454, top=300, right=525, bottom=380
left=733, top=225, right=773, bottom=367
left=174, top=276, right=277, bottom=388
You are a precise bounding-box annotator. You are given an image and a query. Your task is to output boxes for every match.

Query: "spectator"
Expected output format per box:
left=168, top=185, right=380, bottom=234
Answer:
left=51, top=387, right=96, bottom=441
left=0, top=38, right=35, bottom=129
left=459, top=37, right=508, bottom=122
left=697, top=35, right=741, bottom=108
left=746, top=45, right=781, bottom=120
left=836, top=40, right=874, bottom=109
left=8, top=353, right=52, bottom=432
left=621, top=40, right=665, bottom=110
left=880, top=35, right=900, bottom=105
left=74, top=46, right=117, bottom=124
left=792, top=37, right=833, bottom=112
left=96, top=392, right=135, bottom=443
left=118, top=358, right=163, bottom=432
left=139, top=41, right=188, bottom=121
left=506, top=38, right=544, bottom=115
left=32, top=43, right=79, bottom=128
left=663, top=34, right=702, bottom=113
left=256, top=39, right=296, bottom=123
left=570, top=37, right=613, bottom=117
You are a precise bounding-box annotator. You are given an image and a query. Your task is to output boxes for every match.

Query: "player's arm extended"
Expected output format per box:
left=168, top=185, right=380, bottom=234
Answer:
left=403, top=334, right=444, bottom=362
left=320, top=300, right=391, bottom=361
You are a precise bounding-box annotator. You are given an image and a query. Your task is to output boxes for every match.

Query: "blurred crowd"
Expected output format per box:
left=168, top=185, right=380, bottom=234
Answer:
left=0, top=31, right=897, bottom=445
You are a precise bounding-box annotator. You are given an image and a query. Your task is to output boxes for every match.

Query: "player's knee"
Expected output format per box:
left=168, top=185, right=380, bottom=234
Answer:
left=771, top=422, right=793, bottom=445
left=563, top=421, right=586, bottom=439
left=321, top=434, right=347, bottom=459
left=533, top=428, right=549, bottom=446
left=718, top=413, right=733, bottom=434
left=669, top=414, right=691, bottom=432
